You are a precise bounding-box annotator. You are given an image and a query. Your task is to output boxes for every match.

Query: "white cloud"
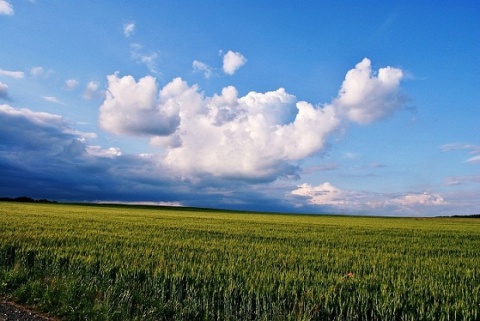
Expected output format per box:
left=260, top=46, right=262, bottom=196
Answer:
left=0, top=82, right=9, bottom=100
left=101, top=74, right=339, bottom=180
left=291, top=182, right=348, bottom=205
left=99, top=58, right=404, bottom=181
left=30, top=66, right=53, bottom=78
left=388, top=192, right=445, bottom=206
left=99, top=73, right=181, bottom=136
left=441, top=142, right=480, bottom=164
left=82, top=81, right=103, bottom=100
left=43, top=96, right=65, bottom=105
left=0, top=69, right=24, bottom=79
left=440, top=142, right=479, bottom=152
left=292, top=182, right=446, bottom=215
left=65, top=78, right=79, bottom=89
left=161, top=86, right=324, bottom=180
left=86, top=145, right=122, bottom=157
left=123, top=22, right=135, bottom=37
left=222, top=50, right=247, bottom=75
left=466, top=155, right=480, bottom=164
left=0, top=0, right=13, bottom=15
left=192, top=60, right=213, bottom=78
left=334, top=58, right=404, bottom=124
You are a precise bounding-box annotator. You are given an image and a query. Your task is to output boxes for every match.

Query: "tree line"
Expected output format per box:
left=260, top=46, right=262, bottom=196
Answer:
left=0, top=196, right=57, bottom=203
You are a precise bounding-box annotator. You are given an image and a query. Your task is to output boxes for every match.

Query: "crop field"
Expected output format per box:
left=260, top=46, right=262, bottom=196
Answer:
left=0, top=202, right=479, bottom=320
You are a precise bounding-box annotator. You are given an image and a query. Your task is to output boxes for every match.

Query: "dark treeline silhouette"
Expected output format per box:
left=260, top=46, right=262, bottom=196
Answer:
left=450, top=214, right=480, bottom=218
left=0, top=196, right=57, bottom=204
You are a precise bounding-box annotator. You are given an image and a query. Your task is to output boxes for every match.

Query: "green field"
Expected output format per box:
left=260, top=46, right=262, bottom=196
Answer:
left=0, top=202, right=479, bottom=320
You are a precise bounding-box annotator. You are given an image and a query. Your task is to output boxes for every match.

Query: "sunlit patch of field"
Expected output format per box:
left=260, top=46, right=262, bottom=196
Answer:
left=1, top=202, right=479, bottom=320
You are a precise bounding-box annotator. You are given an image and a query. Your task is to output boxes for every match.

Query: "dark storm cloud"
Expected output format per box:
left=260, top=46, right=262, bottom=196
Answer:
left=0, top=104, right=306, bottom=213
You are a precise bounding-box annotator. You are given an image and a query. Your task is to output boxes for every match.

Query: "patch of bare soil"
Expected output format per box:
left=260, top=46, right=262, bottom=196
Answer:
left=0, top=298, right=57, bottom=321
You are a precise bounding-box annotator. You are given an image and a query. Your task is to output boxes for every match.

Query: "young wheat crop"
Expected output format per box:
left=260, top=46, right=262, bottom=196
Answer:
left=1, top=202, right=479, bottom=320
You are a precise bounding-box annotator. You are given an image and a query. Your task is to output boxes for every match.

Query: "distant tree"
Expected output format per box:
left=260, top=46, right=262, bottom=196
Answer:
left=14, top=196, right=35, bottom=202
left=450, top=214, right=480, bottom=218
left=0, top=196, right=57, bottom=203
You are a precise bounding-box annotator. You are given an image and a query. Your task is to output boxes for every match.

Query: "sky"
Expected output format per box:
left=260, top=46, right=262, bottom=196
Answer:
left=0, top=1, right=479, bottom=216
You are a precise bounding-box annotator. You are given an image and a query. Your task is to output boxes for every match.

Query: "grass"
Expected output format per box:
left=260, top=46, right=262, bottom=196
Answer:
left=1, top=202, right=479, bottom=320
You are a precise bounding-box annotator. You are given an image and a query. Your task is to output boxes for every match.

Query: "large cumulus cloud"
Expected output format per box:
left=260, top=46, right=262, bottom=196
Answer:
left=99, top=58, right=405, bottom=182
left=161, top=86, right=337, bottom=181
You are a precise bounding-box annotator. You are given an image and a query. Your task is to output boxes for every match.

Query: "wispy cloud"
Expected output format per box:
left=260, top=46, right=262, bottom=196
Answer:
left=130, top=43, right=158, bottom=74
left=65, top=78, right=79, bottom=90
left=466, top=155, right=480, bottom=164
left=441, top=142, right=480, bottom=163
left=192, top=60, right=213, bottom=79
left=444, top=174, right=480, bottom=186
left=0, top=0, right=13, bottom=15
left=30, top=66, right=44, bottom=77
left=440, top=142, right=480, bottom=152
left=123, top=21, right=135, bottom=37
left=122, top=23, right=158, bottom=75
left=301, top=163, right=339, bottom=175
left=30, top=66, right=53, bottom=78
left=0, top=68, right=24, bottom=79
left=43, top=96, right=65, bottom=105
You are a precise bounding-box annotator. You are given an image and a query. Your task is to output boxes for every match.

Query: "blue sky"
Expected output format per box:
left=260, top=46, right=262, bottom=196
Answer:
left=1, top=1, right=479, bottom=216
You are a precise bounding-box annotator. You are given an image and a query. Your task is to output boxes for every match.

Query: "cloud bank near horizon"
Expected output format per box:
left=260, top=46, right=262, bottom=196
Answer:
left=0, top=103, right=301, bottom=212
left=0, top=99, right=474, bottom=216
left=291, top=182, right=446, bottom=216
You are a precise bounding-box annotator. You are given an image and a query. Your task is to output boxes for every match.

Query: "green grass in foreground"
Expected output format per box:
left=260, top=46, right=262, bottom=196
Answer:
left=0, top=202, right=479, bottom=320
